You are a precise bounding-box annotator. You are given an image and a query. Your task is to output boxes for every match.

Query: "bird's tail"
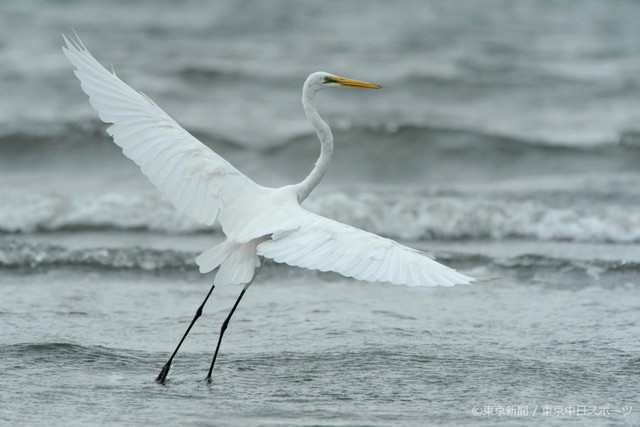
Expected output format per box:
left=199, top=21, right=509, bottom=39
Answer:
left=196, top=239, right=261, bottom=285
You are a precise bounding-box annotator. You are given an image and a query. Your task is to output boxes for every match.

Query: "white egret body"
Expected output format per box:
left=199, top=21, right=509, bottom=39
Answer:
left=62, top=34, right=473, bottom=383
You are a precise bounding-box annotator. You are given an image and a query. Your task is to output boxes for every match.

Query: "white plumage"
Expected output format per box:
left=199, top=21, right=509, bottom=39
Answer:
left=63, top=34, right=473, bottom=288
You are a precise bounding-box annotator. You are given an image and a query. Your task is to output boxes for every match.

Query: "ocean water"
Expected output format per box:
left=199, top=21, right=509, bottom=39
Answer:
left=2, top=0, right=640, bottom=425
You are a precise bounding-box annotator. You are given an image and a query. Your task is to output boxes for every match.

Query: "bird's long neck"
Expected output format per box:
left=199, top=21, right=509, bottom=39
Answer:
left=294, top=86, right=333, bottom=202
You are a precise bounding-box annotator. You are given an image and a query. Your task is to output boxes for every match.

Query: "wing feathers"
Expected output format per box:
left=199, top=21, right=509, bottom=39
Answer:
left=257, top=208, right=473, bottom=287
left=63, top=34, right=257, bottom=226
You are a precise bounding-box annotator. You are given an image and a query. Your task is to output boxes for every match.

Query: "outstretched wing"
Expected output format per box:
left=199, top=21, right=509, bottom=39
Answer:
left=62, top=34, right=258, bottom=226
left=257, top=206, right=474, bottom=287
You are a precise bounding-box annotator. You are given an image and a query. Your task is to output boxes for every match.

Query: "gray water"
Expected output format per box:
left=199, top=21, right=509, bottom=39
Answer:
left=2, top=0, right=640, bottom=425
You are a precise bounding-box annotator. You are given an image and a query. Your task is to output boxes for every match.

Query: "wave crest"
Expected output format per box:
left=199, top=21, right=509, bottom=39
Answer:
left=0, top=240, right=196, bottom=271
left=0, top=190, right=211, bottom=234
left=305, top=192, right=640, bottom=244
left=2, top=188, right=638, bottom=244
left=2, top=240, right=639, bottom=288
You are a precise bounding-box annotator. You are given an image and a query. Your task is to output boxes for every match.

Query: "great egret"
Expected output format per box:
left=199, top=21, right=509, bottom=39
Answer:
left=63, top=34, right=473, bottom=384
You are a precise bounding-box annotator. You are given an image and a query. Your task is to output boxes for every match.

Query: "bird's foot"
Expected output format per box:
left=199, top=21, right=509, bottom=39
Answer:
left=155, top=362, right=171, bottom=384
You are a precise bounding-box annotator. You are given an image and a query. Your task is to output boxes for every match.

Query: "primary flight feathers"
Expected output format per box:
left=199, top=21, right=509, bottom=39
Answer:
left=62, top=34, right=254, bottom=227
left=63, top=34, right=474, bottom=287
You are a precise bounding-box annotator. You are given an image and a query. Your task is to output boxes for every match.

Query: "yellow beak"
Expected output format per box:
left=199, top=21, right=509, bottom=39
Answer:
left=333, top=76, right=382, bottom=89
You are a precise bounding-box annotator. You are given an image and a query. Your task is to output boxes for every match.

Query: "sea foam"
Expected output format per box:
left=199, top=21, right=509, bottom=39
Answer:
left=3, top=188, right=640, bottom=244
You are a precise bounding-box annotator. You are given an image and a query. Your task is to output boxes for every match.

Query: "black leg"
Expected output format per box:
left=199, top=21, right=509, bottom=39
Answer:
left=205, top=280, right=253, bottom=383
left=155, top=282, right=216, bottom=384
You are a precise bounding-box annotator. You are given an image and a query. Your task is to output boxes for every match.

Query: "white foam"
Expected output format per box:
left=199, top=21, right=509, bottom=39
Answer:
left=3, top=188, right=640, bottom=244
left=0, top=189, right=211, bottom=234
left=304, top=191, right=640, bottom=244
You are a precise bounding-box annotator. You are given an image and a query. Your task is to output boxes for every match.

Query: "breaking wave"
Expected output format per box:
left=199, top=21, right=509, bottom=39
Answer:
left=2, top=240, right=638, bottom=287
left=0, top=240, right=196, bottom=271
left=304, top=192, right=640, bottom=244
left=3, top=189, right=640, bottom=244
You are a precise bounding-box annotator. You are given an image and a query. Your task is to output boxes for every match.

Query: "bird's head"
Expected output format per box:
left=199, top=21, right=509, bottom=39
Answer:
left=304, top=71, right=381, bottom=94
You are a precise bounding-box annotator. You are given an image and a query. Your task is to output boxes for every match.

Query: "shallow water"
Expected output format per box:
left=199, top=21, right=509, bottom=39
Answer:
left=2, top=263, right=639, bottom=426
left=2, top=0, right=640, bottom=425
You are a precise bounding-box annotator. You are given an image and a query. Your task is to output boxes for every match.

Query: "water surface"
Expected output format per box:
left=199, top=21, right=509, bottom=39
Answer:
left=1, top=0, right=640, bottom=425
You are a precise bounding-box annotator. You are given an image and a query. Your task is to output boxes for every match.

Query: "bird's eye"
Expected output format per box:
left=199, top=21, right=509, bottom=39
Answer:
left=323, top=76, right=336, bottom=84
